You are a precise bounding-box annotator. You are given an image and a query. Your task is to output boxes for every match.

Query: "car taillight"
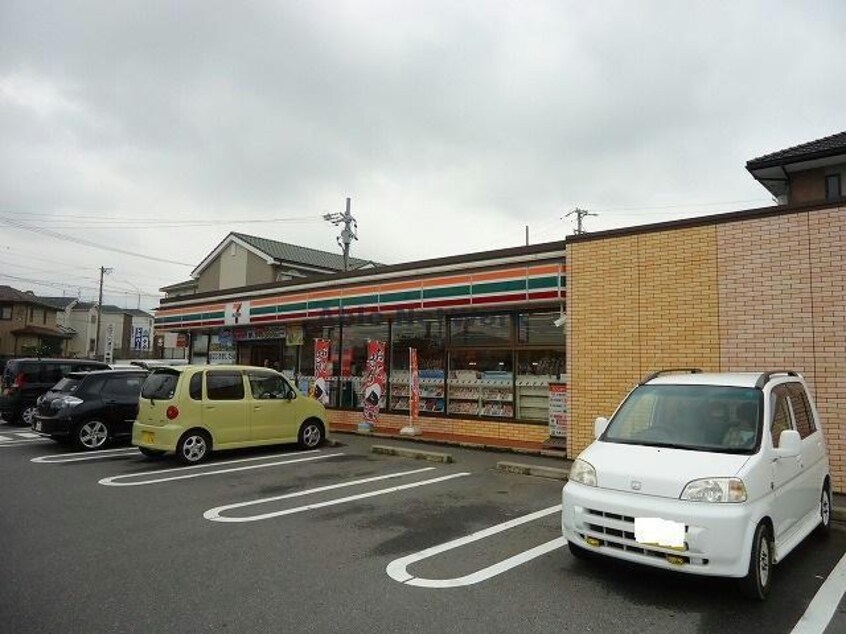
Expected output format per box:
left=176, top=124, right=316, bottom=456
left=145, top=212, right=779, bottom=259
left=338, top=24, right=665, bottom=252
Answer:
left=166, top=405, right=179, bottom=420
left=13, top=373, right=25, bottom=388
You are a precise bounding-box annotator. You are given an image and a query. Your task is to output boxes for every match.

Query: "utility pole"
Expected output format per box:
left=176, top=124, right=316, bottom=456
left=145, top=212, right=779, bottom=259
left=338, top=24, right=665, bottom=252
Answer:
left=323, top=197, right=358, bottom=271
left=94, top=266, right=113, bottom=359
left=525, top=225, right=529, bottom=246
left=565, top=208, right=598, bottom=235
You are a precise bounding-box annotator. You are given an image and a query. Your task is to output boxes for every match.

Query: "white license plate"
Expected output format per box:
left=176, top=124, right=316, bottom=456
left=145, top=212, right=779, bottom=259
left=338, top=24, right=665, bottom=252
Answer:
left=634, top=517, right=685, bottom=549
left=34, top=421, right=42, bottom=432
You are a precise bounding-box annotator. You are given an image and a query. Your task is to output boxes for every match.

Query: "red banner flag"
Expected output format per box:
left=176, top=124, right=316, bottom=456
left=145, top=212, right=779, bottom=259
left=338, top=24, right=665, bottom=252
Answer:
left=313, top=339, right=331, bottom=405
left=409, top=348, right=420, bottom=426
left=362, top=340, right=386, bottom=425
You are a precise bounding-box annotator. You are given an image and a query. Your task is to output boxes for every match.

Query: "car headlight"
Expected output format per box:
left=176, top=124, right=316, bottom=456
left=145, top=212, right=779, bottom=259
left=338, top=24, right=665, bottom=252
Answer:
left=569, top=459, right=597, bottom=487
left=55, top=396, right=83, bottom=410
left=680, top=478, right=747, bottom=503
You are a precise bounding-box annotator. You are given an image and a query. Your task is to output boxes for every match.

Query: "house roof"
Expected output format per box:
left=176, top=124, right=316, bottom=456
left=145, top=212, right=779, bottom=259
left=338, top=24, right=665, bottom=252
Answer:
left=746, top=130, right=846, bottom=170
left=159, top=279, right=198, bottom=292
left=124, top=309, right=154, bottom=319
left=10, top=325, right=74, bottom=339
left=39, top=296, right=79, bottom=309
left=0, top=286, right=62, bottom=310
left=233, top=232, right=374, bottom=271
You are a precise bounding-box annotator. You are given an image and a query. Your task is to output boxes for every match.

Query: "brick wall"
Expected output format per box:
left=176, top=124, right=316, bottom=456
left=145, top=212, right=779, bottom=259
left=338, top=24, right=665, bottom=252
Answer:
left=326, top=410, right=549, bottom=450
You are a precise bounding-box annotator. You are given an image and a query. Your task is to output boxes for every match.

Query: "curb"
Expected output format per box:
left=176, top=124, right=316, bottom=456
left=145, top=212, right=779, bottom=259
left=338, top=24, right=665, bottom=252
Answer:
left=497, top=461, right=569, bottom=481
left=833, top=506, right=846, bottom=524
left=371, top=444, right=453, bottom=463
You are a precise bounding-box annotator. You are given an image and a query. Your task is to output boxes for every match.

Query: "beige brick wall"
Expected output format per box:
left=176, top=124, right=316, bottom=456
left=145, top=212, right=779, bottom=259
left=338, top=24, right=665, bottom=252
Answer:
left=567, top=226, right=720, bottom=459
left=568, top=205, right=846, bottom=491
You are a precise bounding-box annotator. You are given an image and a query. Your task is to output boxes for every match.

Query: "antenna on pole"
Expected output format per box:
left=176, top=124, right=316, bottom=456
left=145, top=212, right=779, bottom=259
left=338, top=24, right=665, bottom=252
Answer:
left=323, top=197, right=358, bottom=271
left=565, top=208, right=598, bottom=235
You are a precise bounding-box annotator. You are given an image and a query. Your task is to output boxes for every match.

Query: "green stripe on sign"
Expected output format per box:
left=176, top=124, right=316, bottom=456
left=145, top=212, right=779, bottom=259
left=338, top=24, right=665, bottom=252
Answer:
left=342, top=294, right=379, bottom=307
left=201, top=311, right=225, bottom=320
left=250, top=306, right=276, bottom=316
left=308, top=298, right=340, bottom=310
left=528, top=276, right=558, bottom=290
left=473, top=279, right=526, bottom=295
left=158, top=315, right=183, bottom=324
left=422, top=285, right=471, bottom=299
left=380, top=290, right=421, bottom=303
left=278, top=301, right=308, bottom=313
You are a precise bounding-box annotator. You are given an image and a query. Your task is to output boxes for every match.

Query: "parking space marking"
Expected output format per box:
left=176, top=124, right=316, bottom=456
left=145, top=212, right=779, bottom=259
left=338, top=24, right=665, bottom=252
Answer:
left=0, top=437, right=51, bottom=447
left=16, top=432, right=41, bottom=438
left=386, top=504, right=564, bottom=588
left=205, top=469, right=471, bottom=523
left=791, top=548, right=846, bottom=634
left=98, top=451, right=342, bottom=487
left=32, top=447, right=141, bottom=464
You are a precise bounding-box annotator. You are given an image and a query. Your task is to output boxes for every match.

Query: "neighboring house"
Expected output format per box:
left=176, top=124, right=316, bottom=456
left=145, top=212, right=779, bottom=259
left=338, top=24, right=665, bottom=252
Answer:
left=159, top=232, right=379, bottom=298
left=40, top=298, right=155, bottom=360
left=746, top=130, right=846, bottom=205
left=0, top=286, right=73, bottom=359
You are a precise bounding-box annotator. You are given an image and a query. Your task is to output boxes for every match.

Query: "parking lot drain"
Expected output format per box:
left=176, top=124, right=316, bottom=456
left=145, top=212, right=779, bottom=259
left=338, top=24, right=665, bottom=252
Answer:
left=371, top=445, right=453, bottom=463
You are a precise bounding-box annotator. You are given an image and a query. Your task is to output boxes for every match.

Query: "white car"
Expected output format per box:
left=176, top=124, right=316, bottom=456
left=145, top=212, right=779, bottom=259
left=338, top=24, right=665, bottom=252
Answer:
left=562, top=370, right=831, bottom=600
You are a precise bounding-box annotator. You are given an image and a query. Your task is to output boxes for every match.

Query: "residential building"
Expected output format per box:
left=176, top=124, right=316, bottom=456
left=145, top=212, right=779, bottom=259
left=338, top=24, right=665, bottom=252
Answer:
left=0, top=286, right=72, bottom=360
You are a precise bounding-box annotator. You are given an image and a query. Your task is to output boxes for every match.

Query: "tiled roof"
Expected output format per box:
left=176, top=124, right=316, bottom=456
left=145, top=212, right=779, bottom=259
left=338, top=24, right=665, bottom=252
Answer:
left=233, top=232, right=375, bottom=271
left=747, top=130, right=846, bottom=169
left=0, top=286, right=62, bottom=309
left=160, top=279, right=197, bottom=291
left=39, top=296, right=79, bottom=309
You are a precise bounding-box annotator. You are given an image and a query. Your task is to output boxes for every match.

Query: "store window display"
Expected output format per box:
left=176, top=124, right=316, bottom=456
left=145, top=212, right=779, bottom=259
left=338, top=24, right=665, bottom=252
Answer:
left=390, top=317, right=445, bottom=413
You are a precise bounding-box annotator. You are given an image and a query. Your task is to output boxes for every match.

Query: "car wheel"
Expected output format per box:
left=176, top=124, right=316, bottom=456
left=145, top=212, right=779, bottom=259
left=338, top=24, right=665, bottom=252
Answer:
left=739, top=522, right=773, bottom=600
left=817, top=484, right=832, bottom=537
left=75, top=420, right=109, bottom=451
left=176, top=430, right=211, bottom=464
left=567, top=540, right=594, bottom=561
left=20, top=406, right=38, bottom=427
left=298, top=419, right=324, bottom=449
left=139, top=447, right=166, bottom=459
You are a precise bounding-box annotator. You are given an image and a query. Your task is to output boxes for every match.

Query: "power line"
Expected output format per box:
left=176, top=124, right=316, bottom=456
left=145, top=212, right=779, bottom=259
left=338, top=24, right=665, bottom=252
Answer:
left=0, top=216, right=195, bottom=266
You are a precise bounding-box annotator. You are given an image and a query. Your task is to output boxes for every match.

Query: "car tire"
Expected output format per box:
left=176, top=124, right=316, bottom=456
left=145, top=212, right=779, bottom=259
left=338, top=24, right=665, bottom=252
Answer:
left=19, top=406, right=38, bottom=427
left=75, top=420, right=110, bottom=451
left=567, top=540, right=594, bottom=561
left=817, top=483, right=832, bottom=537
left=139, top=447, right=166, bottom=459
left=298, top=419, right=325, bottom=450
left=176, top=430, right=211, bottom=464
left=739, top=522, right=773, bottom=601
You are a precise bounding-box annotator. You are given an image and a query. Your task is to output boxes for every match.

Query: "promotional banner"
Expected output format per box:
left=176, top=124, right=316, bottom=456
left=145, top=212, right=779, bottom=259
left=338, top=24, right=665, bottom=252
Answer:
left=548, top=383, right=568, bottom=438
left=409, top=348, right=420, bottom=426
left=313, top=339, right=331, bottom=405
left=132, top=326, right=151, bottom=351
left=362, top=340, right=386, bottom=425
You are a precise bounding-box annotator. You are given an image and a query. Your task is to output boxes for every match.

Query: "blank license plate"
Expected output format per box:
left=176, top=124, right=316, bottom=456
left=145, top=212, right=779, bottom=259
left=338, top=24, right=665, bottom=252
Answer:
left=634, top=517, right=685, bottom=548
left=141, top=431, right=155, bottom=443
left=35, top=421, right=42, bottom=432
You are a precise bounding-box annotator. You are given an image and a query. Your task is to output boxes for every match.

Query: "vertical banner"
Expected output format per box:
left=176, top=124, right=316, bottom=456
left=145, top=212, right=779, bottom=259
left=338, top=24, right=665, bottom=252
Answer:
left=313, top=339, right=331, bottom=405
left=548, top=383, right=568, bottom=438
left=409, top=347, right=420, bottom=426
left=361, top=340, right=386, bottom=427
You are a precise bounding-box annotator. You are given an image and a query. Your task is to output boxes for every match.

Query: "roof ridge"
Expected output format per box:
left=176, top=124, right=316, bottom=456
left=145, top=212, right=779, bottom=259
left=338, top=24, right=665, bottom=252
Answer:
left=232, top=232, right=369, bottom=264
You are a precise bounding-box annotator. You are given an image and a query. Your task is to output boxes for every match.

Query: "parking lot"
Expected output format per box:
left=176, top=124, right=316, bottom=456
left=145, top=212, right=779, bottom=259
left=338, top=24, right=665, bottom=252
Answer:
left=1, top=428, right=845, bottom=634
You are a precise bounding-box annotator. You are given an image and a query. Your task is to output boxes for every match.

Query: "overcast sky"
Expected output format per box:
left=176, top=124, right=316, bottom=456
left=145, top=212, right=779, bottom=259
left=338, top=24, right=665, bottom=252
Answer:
left=1, top=1, right=843, bottom=311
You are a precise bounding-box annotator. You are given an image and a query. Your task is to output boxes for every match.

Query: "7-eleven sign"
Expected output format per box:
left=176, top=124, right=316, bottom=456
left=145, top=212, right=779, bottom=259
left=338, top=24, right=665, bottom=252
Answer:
left=225, top=301, right=251, bottom=326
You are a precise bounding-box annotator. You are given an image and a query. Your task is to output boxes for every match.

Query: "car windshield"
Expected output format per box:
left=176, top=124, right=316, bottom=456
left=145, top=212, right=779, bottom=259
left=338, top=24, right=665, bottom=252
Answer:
left=602, top=384, right=762, bottom=454
left=141, top=370, right=180, bottom=400
left=51, top=377, right=81, bottom=393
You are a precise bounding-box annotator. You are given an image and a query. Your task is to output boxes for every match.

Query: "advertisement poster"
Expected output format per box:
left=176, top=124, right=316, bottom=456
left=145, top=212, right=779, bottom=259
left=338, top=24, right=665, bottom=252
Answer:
left=362, top=340, right=386, bottom=425
left=132, top=327, right=151, bottom=351
left=286, top=325, right=304, bottom=346
left=548, top=383, right=568, bottom=438
left=313, top=339, right=331, bottom=405
left=409, top=348, right=420, bottom=426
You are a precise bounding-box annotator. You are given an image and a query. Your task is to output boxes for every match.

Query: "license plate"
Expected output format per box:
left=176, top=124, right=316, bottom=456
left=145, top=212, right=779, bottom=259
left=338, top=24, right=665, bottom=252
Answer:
left=634, top=517, right=686, bottom=549
left=141, top=431, right=155, bottom=443
left=35, top=421, right=42, bottom=432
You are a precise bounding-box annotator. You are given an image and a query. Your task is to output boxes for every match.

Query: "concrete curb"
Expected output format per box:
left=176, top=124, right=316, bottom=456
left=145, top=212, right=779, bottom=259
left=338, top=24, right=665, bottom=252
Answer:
left=371, top=444, right=453, bottom=463
left=497, top=461, right=569, bottom=481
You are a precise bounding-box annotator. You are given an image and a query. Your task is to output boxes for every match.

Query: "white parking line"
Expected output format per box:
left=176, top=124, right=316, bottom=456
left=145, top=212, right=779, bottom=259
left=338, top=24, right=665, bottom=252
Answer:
left=791, top=548, right=846, bottom=634
left=16, top=432, right=41, bottom=438
left=205, top=469, right=471, bottom=522
left=32, top=447, right=141, bottom=464
left=386, top=504, right=565, bottom=588
left=98, top=451, right=342, bottom=486
left=0, top=434, right=12, bottom=441
left=0, top=438, right=51, bottom=447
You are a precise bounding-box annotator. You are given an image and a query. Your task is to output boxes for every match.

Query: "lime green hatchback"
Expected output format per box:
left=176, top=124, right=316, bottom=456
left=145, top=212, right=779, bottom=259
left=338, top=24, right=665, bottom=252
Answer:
left=132, top=365, right=328, bottom=464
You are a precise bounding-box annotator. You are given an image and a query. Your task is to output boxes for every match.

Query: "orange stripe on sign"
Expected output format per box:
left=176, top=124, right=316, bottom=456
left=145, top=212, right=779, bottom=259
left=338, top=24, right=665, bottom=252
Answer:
left=378, top=279, right=423, bottom=293
left=470, top=267, right=528, bottom=283
left=527, top=263, right=561, bottom=276
left=422, top=274, right=472, bottom=288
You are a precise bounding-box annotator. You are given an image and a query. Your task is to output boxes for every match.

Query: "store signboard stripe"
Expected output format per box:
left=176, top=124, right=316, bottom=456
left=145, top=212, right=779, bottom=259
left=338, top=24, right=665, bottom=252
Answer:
left=527, top=276, right=559, bottom=290
left=379, top=301, right=423, bottom=312
left=422, top=285, right=472, bottom=300
left=250, top=306, right=277, bottom=315
left=308, top=298, right=341, bottom=310
left=341, top=294, right=380, bottom=307
left=251, top=314, right=279, bottom=323
left=472, top=293, right=529, bottom=306
left=278, top=302, right=308, bottom=313
left=380, top=290, right=422, bottom=303
left=422, top=298, right=473, bottom=309
left=527, top=290, right=560, bottom=301
left=472, top=280, right=527, bottom=295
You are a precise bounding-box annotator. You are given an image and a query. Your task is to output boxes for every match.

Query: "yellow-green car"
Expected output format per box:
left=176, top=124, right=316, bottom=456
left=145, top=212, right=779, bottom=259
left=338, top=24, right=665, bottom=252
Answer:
left=132, top=365, right=328, bottom=463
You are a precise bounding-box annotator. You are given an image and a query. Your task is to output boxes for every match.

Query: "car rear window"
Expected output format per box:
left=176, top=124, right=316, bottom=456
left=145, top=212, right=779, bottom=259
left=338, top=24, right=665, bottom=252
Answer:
left=141, top=370, right=180, bottom=400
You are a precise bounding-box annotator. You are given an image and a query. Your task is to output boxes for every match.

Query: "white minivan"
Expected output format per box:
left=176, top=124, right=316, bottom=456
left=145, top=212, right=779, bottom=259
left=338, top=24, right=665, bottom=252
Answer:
left=561, top=369, right=831, bottom=600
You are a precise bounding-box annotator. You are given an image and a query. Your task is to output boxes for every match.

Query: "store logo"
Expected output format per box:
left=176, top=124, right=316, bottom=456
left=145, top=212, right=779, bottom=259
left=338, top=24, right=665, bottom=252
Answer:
left=225, top=301, right=251, bottom=326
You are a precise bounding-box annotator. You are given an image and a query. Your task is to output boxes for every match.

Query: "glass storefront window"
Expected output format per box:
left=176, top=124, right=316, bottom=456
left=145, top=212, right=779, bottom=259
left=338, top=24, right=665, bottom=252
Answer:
left=390, top=317, right=445, bottom=413
left=299, top=322, right=341, bottom=407
left=338, top=322, right=389, bottom=410
left=516, top=349, right=565, bottom=421
left=191, top=334, right=209, bottom=365
left=449, top=314, right=513, bottom=347
left=517, top=312, right=566, bottom=347
left=448, top=350, right=513, bottom=418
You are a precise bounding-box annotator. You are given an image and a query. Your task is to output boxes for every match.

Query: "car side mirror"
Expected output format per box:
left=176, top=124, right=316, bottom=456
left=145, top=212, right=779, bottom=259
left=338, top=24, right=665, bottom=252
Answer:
left=594, top=416, right=609, bottom=439
left=286, top=390, right=296, bottom=401
left=775, top=429, right=801, bottom=458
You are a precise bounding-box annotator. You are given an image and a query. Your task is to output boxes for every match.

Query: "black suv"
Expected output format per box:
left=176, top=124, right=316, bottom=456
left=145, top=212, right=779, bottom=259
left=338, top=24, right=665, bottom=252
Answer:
left=1, top=358, right=110, bottom=425
left=33, top=369, right=147, bottom=450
